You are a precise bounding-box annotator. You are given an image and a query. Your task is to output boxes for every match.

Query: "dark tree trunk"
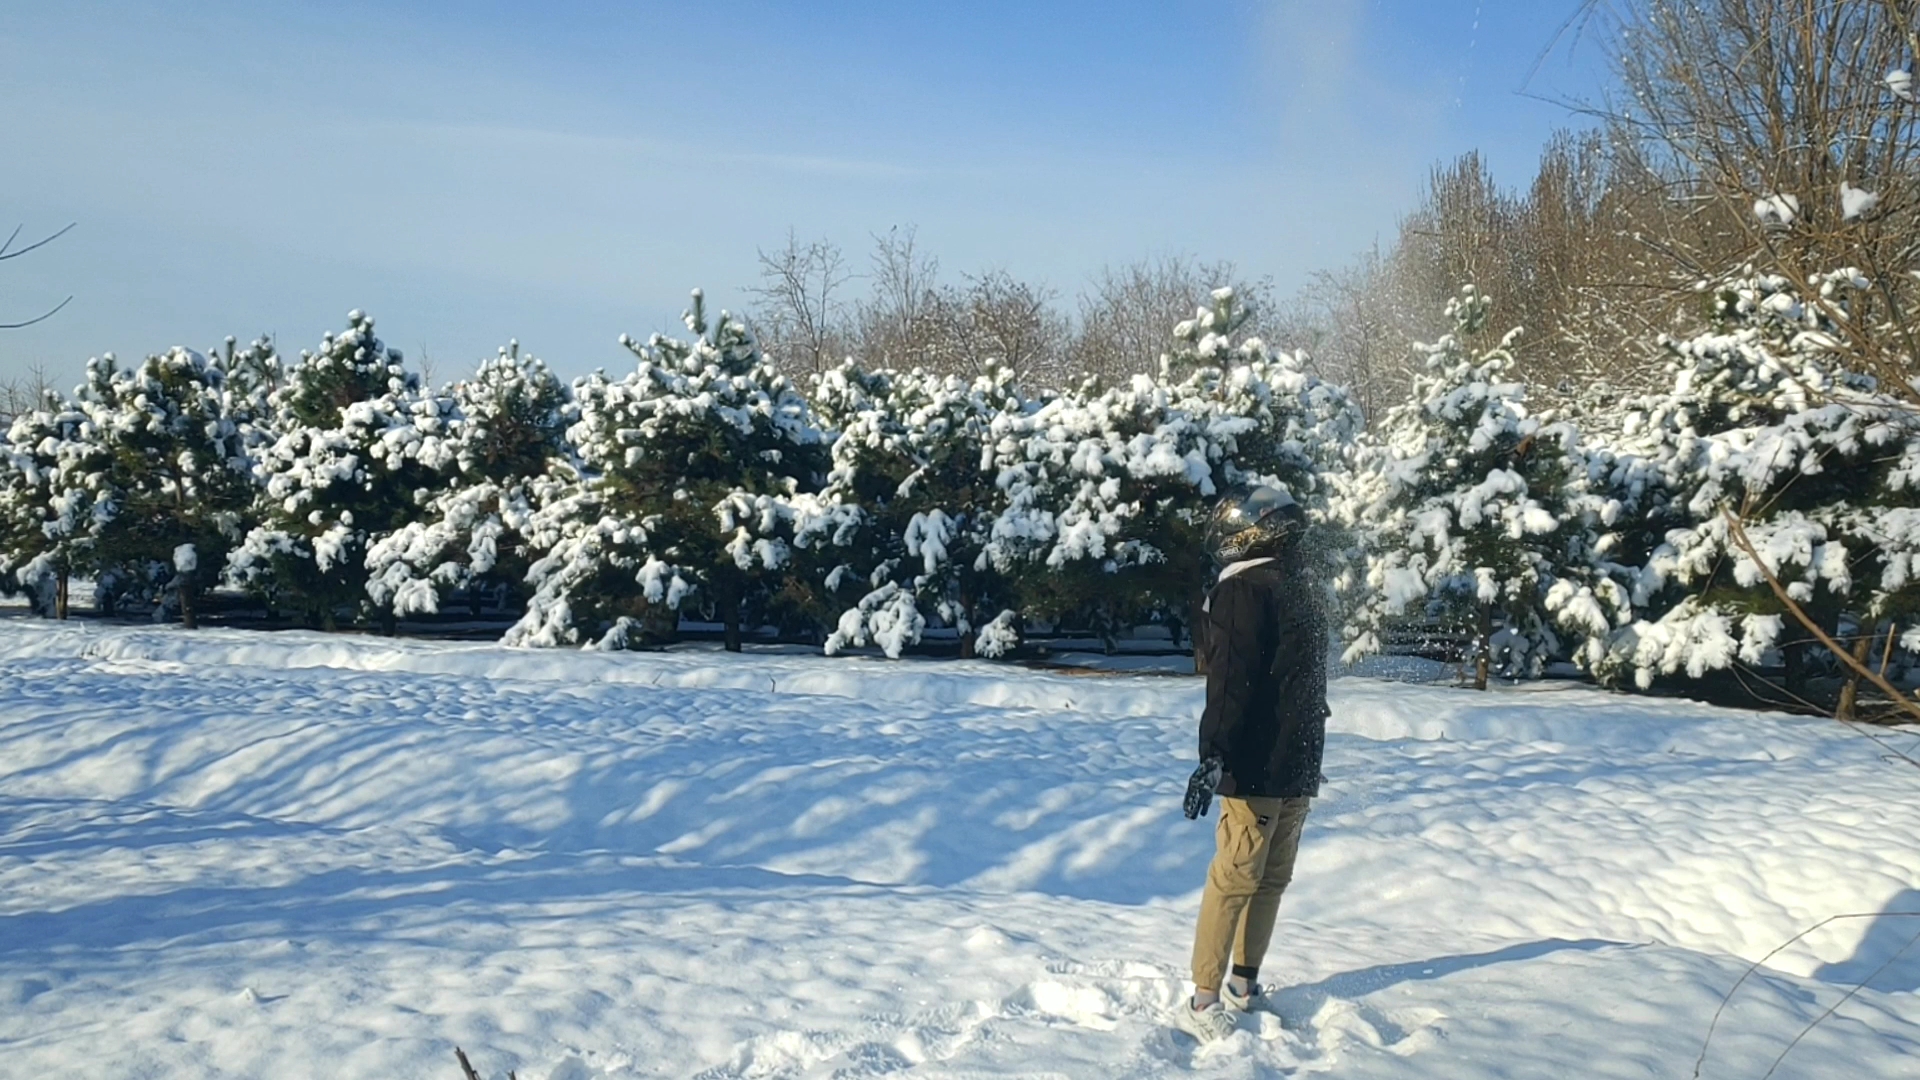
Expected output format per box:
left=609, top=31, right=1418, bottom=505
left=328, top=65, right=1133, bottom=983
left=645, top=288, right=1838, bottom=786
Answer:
left=178, top=570, right=198, bottom=630
left=957, top=591, right=977, bottom=660
left=1783, top=637, right=1809, bottom=696
left=719, top=578, right=743, bottom=653
left=1837, top=629, right=1876, bottom=721
left=1473, top=603, right=1493, bottom=691
left=379, top=606, right=397, bottom=637
left=55, top=569, right=69, bottom=621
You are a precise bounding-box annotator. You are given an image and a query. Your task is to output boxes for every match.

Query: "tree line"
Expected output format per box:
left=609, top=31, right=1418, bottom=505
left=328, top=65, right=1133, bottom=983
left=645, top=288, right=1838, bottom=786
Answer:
left=744, top=225, right=1292, bottom=394
left=5, top=266, right=1920, bottom=722
left=6, top=0, right=1920, bottom=721
left=0, top=289, right=1355, bottom=658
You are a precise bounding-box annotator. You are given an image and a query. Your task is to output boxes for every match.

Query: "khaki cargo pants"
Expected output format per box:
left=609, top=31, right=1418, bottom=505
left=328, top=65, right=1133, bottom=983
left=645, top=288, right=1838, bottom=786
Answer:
left=1191, top=795, right=1311, bottom=992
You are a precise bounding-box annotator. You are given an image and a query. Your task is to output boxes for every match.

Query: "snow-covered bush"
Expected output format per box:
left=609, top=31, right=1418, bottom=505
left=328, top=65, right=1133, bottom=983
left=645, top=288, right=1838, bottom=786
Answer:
left=985, top=287, right=1359, bottom=648
left=85, top=346, right=257, bottom=627
left=504, top=292, right=836, bottom=651
left=227, top=312, right=456, bottom=631
left=365, top=344, right=572, bottom=619
left=1338, top=287, right=1620, bottom=684
left=802, top=288, right=1364, bottom=658
left=1592, top=270, right=1920, bottom=689
left=811, top=362, right=1020, bottom=657
left=0, top=366, right=117, bottom=617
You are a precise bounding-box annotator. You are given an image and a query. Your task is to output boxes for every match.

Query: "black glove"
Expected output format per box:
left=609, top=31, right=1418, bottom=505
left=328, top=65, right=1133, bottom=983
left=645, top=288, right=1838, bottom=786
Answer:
left=1183, top=757, right=1223, bottom=819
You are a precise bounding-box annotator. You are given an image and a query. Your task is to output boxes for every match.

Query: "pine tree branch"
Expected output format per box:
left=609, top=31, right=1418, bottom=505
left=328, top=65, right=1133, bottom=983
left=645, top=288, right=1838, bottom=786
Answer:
left=1721, top=508, right=1920, bottom=724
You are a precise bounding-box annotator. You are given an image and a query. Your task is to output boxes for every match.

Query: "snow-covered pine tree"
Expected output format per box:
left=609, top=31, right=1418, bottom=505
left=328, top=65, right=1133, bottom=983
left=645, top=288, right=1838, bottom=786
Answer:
left=1540, top=420, right=1663, bottom=677
left=0, top=367, right=117, bottom=618
left=1339, top=286, right=1606, bottom=688
left=987, top=287, right=1360, bottom=651
left=87, top=347, right=255, bottom=628
left=811, top=361, right=1019, bottom=658
left=985, top=369, right=1195, bottom=651
left=228, top=312, right=457, bottom=631
left=365, top=343, right=572, bottom=620
left=506, top=292, right=839, bottom=651
left=1595, top=270, right=1920, bottom=696
left=216, top=334, right=285, bottom=424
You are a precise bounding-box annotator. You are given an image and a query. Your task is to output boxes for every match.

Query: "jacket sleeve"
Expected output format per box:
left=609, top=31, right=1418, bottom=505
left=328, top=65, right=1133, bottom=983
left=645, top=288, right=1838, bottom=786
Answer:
left=1198, top=578, right=1263, bottom=761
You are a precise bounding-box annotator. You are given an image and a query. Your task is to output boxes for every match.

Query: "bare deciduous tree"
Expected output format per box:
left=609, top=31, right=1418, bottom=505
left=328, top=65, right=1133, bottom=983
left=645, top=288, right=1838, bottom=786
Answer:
left=1074, top=255, right=1283, bottom=382
left=1590, top=0, right=1920, bottom=400
left=924, top=270, right=1072, bottom=386
left=853, top=226, right=942, bottom=371
left=0, top=362, right=57, bottom=430
left=1281, top=131, right=1701, bottom=421
left=748, top=230, right=852, bottom=376
left=740, top=227, right=1303, bottom=395
left=415, top=348, right=440, bottom=395
left=1291, top=248, right=1428, bottom=422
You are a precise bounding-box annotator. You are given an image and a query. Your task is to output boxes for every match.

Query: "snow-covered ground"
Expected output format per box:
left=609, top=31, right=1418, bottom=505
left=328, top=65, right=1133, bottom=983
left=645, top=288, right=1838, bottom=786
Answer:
left=2, top=619, right=1917, bottom=1079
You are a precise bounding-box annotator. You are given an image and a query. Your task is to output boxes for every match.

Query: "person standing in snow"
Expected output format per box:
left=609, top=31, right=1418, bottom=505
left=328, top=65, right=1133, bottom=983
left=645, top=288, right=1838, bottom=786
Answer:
left=1175, top=486, right=1329, bottom=1044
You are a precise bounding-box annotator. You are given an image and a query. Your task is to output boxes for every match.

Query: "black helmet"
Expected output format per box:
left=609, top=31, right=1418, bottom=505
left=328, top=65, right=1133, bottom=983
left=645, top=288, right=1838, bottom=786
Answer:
left=1205, top=486, right=1307, bottom=564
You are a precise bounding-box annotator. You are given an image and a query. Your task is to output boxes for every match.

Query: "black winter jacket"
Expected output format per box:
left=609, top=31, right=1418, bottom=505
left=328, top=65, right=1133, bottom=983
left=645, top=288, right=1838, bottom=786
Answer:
left=1197, top=557, right=1329, bottom=799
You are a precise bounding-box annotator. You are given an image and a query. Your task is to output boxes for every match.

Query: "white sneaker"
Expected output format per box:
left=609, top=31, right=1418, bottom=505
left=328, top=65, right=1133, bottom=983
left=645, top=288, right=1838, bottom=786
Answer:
left=1175, top=997, right=1237, bottom=1044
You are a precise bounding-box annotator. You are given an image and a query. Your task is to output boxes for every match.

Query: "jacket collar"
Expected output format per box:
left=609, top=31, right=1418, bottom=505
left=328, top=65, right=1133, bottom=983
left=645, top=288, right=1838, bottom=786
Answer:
left=1204, top=558, right=1279, bottom=612
left=1215, top=557, right=1276, bottom=583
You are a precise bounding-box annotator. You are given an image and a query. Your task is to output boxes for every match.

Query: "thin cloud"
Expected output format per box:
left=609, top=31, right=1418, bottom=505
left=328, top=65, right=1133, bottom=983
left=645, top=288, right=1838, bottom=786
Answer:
left=379, top=121, right=932, bottom=182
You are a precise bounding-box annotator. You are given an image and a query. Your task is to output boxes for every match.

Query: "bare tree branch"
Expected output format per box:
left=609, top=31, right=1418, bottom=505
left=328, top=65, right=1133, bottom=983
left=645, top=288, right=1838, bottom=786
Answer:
left=2, top=221, right=77, bottom=332
left=1722, top=507, right=1920, bottom=724
left=0, top=294, right=72, bottom=330
left=1588, top=0, right=1920, bottom=404
left=1694, top=910, right=1920, bottom=1079
left=855, top=225, right=941, bottom=371
left=748, top=230, right=851, bottom=376
left=0, top=222, right=74, bottom=261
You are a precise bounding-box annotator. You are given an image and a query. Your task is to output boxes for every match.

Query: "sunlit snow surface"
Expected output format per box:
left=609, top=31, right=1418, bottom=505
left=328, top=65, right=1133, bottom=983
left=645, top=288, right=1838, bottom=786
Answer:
left=1, top=621, right=1917, bottom=1079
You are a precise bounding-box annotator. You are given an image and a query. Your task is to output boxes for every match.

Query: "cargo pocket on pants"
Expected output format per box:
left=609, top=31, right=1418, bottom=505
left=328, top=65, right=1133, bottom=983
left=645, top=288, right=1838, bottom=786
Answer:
left=1220, top=804, right=1266, bottom=886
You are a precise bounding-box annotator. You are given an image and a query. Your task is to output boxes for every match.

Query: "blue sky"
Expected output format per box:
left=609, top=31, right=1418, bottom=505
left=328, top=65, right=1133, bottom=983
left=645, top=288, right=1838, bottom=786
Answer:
left=1, top=1, right=1608, bottom=386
